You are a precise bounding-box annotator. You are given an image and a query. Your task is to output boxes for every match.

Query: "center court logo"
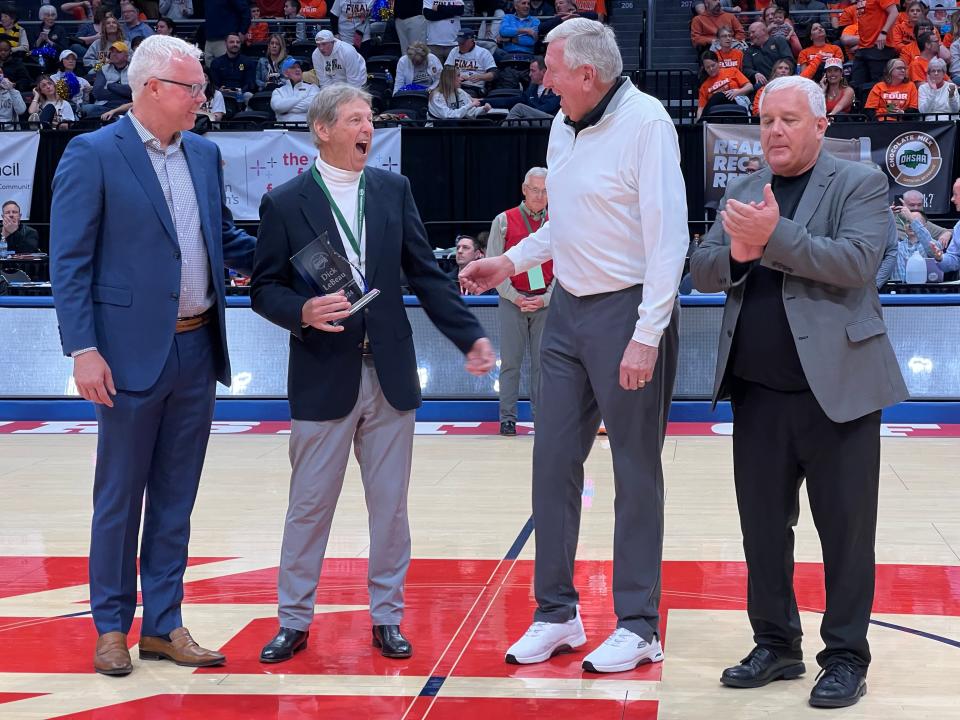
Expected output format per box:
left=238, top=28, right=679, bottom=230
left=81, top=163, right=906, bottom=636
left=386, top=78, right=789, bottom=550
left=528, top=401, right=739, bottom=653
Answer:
left=886, top=131, right=942, bottom=187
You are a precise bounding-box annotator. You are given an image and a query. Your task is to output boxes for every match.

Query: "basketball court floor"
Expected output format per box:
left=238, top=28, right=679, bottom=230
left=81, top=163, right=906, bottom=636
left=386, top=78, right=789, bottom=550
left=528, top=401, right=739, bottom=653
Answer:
left=0, top=421, right=958, bottom=719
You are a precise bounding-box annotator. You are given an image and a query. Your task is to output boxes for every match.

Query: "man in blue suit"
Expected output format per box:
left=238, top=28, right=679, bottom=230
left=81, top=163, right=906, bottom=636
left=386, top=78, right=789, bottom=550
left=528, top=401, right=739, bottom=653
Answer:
left=50, top=35, right=256, bottom=677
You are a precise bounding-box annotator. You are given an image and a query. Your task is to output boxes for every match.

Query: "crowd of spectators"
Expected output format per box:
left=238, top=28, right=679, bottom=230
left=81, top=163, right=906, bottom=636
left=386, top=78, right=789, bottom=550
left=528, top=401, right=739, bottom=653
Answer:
left=690, top=0, right=960, bottom=121
left=0, top=0, right=606, bottom=128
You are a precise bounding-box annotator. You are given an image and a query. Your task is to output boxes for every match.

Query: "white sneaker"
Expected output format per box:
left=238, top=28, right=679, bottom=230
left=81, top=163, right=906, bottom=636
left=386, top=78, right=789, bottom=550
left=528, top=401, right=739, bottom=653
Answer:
left=581, top=628, right=664, bottom=673
left=505, top=611, right=587, bottom=665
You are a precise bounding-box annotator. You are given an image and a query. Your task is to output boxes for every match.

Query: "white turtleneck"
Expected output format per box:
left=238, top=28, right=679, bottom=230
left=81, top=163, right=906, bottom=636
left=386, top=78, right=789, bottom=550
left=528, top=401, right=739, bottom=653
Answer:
left=315, top=154, right=366, bottom=288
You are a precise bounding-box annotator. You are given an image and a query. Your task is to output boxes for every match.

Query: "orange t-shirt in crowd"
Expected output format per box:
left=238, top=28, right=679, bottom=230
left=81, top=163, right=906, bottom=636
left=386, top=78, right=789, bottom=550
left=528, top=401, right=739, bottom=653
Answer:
left=865, top=80, right=919, bottom=116
left=716, top=48, right=744, bottom=70
left=300, top=0, right=328, bottom=19
left=944, top=32, right=954, bottom=47
left=755, top=0, right=772, bottom=10
left=890, top=19, right=940, bottom=51
left=909, top=55, right=930, bottom=83
left=858, top=0, right=899, bottom=49
left=698, top=68, right=750, bottom=108
left=752, top=85, right=765, bottom=115
left=247, top=21, right=270, bottom=43
left=842, top=23, right=859, bottom=58
left=837, top=3, right=857, bottom=27
left=576, top=0, right=606, bottom=16
left=798, top=43, right=844, bottom=68
left=900, top=41, right=921, bottom=64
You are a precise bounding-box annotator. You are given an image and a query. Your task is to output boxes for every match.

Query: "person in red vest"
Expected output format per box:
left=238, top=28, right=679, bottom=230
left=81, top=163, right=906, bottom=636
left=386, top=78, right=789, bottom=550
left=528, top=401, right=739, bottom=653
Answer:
left=485, top=167, right=553, bottom=436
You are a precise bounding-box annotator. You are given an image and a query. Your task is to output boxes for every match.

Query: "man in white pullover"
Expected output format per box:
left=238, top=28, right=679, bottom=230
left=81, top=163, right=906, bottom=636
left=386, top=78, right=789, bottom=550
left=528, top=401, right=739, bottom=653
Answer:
left=311, top=29, right=368, bottom=88
left=271, top=57, right=321, bottom=122
left=461, top=18, right=688, bottom=674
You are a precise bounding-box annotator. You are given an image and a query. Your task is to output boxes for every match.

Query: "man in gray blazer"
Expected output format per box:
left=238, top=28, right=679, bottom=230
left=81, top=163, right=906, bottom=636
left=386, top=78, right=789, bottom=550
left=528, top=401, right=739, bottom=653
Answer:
left=691, top=76, right=908, bottom=709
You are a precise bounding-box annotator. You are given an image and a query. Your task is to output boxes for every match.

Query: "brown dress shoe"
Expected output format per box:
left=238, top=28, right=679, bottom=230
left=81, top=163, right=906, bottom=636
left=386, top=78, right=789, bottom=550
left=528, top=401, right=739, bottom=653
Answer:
left=139, top=626, right=226, bottom=667
left=94, top=631, right=133, bottom=676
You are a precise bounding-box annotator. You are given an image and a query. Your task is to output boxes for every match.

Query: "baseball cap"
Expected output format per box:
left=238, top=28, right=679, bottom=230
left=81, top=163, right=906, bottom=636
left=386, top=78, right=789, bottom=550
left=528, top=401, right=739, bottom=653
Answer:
left=59, top=49, right=77, bottom=61
left=109, top=41, right=129, bottom=53
left=457, top=28, right=476, bottom=40
left=824, top=57, right=843, bottom=70
left=280, top=56, right=301, bottom=71
left=315, top=29, right=335, bottom=43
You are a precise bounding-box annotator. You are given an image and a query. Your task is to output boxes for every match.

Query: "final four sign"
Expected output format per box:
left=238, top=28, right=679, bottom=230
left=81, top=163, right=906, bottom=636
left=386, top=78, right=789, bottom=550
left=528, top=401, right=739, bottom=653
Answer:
left=209, top=127, right=402, bottom=220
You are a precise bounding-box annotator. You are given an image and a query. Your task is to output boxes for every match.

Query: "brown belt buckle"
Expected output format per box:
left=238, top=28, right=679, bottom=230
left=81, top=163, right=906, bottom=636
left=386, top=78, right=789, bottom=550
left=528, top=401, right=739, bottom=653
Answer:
left=175, top=309, right=212, bottom=334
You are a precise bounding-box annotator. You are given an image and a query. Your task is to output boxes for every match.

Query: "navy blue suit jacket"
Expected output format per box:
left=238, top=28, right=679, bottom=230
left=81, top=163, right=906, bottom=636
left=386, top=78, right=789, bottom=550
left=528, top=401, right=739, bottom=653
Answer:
left=251, top=168, right=485, bottom=422
left=50, top=115, right=256, bottom=391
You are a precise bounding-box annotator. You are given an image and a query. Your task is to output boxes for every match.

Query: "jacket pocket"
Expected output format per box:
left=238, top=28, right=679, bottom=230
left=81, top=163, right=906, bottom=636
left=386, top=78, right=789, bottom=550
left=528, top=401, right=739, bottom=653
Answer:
left=91, top=283, right=133, bottom=307
left=845, top=316, right=886, bottom=343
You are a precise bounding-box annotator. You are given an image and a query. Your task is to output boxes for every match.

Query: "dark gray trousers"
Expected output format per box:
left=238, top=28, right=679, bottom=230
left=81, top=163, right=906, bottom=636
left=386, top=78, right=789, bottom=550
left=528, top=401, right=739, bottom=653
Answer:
left=531, top=284, right=679, bottom=642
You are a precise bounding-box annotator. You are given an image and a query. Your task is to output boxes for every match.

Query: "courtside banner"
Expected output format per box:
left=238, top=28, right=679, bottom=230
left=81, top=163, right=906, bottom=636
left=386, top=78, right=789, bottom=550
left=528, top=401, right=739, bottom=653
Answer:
left=703, top=123, right=866, bottom=209
left=209, top=127, right=402, bottom=220
left=829, top=121, right=956, bottom=214
left=0, top=131, right=40, bottom=219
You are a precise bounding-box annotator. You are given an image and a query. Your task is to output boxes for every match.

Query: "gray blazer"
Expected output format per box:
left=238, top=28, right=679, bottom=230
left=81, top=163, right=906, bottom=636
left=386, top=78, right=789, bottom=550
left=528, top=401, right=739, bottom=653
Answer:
left=690, top=150, right=908, bottom=423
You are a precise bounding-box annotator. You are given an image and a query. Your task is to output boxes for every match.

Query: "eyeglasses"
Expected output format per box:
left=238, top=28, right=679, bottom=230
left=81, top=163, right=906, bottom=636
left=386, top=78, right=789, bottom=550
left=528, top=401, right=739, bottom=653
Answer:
left=523, top=186, right=547, bottom=196
left=147, top=78, right=208, bottom=98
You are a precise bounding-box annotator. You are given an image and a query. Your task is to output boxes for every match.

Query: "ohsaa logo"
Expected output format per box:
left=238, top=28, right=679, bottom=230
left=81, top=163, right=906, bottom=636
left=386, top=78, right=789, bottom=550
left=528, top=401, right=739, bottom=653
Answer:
left=886, top=132, right=943, bottom=187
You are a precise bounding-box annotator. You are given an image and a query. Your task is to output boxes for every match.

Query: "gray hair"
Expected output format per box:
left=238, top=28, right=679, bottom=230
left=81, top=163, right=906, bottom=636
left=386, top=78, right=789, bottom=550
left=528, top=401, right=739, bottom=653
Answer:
left=902, top=189, right=924, bottom=203
left=759, top=75, right=826, bottom=118
left=128, top=34, right=202, bottom=100
left=307, top=83, right=373, bottom=144
left=545, top=18, right=622, bottom=85
left=38, top=4, right=57, bottom=18
left=523, top=166, right=547, bottom=184
left=928, top=57, right=948, bottom=73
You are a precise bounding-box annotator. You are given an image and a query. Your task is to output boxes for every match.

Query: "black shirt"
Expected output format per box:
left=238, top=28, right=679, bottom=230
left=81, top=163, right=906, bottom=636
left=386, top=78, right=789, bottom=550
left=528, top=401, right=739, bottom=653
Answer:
left=564, top=76, right=625, bottom=135
left=743, top=36, right=793, bottom=80
left=2, top=224, right=40, bottom=254
left=729, top=168, right=813, bottom=392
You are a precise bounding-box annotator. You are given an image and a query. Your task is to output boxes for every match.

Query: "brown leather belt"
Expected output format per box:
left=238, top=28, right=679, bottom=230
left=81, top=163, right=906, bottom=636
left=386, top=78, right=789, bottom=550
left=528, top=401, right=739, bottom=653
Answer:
left=176, top=308, right=213, bottom=334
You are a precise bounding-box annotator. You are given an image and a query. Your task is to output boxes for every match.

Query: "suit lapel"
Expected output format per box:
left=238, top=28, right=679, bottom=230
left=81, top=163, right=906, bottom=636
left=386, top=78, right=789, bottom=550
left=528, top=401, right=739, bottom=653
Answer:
left=791, top=152, right=836, bottom=229
left=114, top=116, right=177, bottom=247
left=181, top=135, right=216, bottom=260
left=361, top=170, right=387, bottom=288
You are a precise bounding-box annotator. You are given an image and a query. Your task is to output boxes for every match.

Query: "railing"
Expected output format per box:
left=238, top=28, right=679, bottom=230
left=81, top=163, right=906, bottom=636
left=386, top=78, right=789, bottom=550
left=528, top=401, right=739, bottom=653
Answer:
left=632, top=67, right=699, bottom=124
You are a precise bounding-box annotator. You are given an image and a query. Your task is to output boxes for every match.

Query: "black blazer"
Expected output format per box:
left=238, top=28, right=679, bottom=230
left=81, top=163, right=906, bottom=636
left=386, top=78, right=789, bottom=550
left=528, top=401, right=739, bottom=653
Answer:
left=251, top=167, right=485, bottom=421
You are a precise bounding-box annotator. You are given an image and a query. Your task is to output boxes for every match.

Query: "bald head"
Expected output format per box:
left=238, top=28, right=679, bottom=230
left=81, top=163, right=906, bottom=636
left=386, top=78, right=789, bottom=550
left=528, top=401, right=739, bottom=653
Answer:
left=748, top=21, right=768, bottom=45
left=902, top=190, right=925, bottom=212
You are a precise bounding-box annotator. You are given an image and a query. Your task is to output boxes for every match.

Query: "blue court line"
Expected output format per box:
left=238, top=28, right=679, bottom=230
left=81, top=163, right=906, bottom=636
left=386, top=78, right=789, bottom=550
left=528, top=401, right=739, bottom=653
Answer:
left=867, top=617, right=960, bottom=649
left=413, top=515, right=535, bottom=703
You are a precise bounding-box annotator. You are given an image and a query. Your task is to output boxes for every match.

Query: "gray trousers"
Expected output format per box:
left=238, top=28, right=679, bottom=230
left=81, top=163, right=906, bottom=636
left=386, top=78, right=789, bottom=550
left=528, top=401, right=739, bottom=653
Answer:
left=498, top=297, right=548, bottom=422
left=505, top=104, right=554, bottom=126
left=532, top=285, right=680, bottom=642
left=395, top=15, right=427, bottom=54
left=277, top=358, right=416, bottom=630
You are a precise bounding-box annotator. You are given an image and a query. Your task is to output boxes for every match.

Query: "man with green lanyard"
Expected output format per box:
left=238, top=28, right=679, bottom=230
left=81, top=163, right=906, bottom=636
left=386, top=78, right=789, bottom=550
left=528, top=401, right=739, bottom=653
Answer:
left=485, top=167, right=553, bottom=436
left=251, top=83, right=495, bottom=664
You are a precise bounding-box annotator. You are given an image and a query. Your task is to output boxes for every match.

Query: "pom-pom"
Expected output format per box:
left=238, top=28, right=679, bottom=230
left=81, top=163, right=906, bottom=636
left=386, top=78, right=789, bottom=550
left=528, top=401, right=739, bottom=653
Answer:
left=55, top=72, right=81, bottom=100
left=370, top=0, right=393, bottom=21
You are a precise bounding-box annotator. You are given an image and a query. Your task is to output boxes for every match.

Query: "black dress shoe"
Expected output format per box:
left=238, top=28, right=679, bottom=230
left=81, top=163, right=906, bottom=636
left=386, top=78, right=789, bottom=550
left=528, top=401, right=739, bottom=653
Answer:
left=809, top=662, right=867, bottom=708
left=259, top=627, right=309, bottom=663
left=720, top=646, right=806, bottom=688
left=500, top=421, right=517, bottom=436
left=372, top=625, right=412, bottom=659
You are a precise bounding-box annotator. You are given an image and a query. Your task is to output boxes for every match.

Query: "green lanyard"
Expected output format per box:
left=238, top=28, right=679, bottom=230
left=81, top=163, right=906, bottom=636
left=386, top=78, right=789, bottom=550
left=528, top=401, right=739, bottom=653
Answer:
left=519, top=204, right=547, bottom=291
left=311, top=164, right=365, bottom=258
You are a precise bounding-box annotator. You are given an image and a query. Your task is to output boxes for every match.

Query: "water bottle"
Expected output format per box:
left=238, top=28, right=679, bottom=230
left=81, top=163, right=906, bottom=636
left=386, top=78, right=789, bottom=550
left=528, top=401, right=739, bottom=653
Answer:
left=905, top=247, right=927, bottom=284
left=385, top=69, right=393, bottom=87
left=0, top=235, right=9, bottom=259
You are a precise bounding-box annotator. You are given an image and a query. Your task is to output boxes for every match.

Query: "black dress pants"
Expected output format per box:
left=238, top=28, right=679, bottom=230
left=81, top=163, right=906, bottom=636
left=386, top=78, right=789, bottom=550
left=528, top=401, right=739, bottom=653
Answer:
left=730, top=380, right=881, bottom=669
